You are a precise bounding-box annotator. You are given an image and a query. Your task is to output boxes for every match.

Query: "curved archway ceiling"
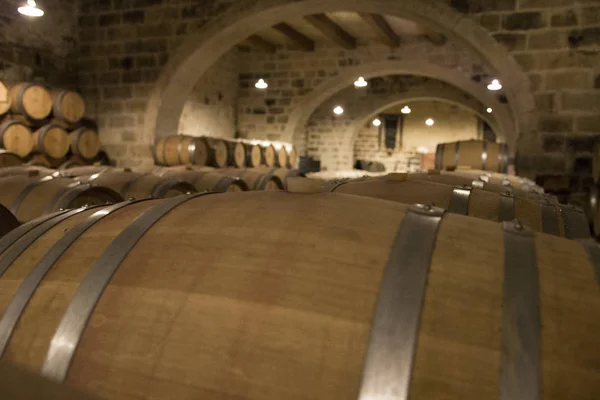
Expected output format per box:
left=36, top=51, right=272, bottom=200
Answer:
left=238, top=11, right=446, bottom=52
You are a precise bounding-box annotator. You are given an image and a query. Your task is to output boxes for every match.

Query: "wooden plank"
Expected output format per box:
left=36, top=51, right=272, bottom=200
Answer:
left=273, top=23, right=315, bottom=51
left=246, top=34, right=277, bottom=53
left=359, top=13, right=400, bottom=48
left=304, top=14, right=356, bottom=50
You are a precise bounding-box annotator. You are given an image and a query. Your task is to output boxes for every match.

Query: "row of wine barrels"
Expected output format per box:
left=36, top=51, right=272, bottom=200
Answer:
left=0, top=149, right=22, bottom=167
left=324, top=173, right=590, bottom=239
left=435, top=140, right=509, bottom=173
left=0, top=203, right=19, bottom=239
left=0, top=119, right=100, bottom=160
left=0, top=174, right=123, bottom=223
left=0, top=191, right=596, bottom=399
left=152, top=166, right=249, bottom=192
left=57, top=167, right=198, bottom=200
left=0, top=361, right=100, bottom=400
left=154, top=135, right=297, bottom=168
left=0, top=82, right=85, bottom=123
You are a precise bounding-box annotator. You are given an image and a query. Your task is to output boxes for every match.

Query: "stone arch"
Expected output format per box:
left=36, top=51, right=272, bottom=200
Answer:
left=288, top=60, right=515, bottom=148
left=144, top=0, right=535, bottom=150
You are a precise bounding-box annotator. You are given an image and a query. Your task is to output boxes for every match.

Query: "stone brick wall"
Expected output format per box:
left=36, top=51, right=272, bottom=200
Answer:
left=178, top=49, right=239, bottom=139
left=448, top=0, right=600, bottom=187
left=0, top=0, right=76, bottom=85
left=236, top=37, right=493, bottom=147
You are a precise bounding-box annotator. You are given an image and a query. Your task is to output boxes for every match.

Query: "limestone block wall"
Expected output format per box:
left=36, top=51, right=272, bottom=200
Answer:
left=0, top=0, right=76, bottom=85
left=178, top=49, right=239, bottom=139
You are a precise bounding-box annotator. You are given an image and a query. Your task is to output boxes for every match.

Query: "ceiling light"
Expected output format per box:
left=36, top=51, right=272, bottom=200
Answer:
left=487, top=79, right=502, bottom=91
left=425, top=118, right=435, bottom=126
left=417, top=146, right=429, bottom=153
left=401, top=105, right=411, bottom=114
left=333, top=106, right=344, bottom=115
left=354, top=77, right=368, bottom=88
left=255, top=79, right=268, bottom=89
left=18, top=0, right=43, bottom=17
left=372, top=118, right=381, bottom=127
left=487, top=107, right=493, bottom=113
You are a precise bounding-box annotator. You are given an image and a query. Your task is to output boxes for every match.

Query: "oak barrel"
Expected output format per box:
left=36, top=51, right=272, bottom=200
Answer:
left=65, top=168, right=198, bottom=200
left=0, top=175, right=123, bottom=223
left=0, top=166, right=55, bottom=179
left=70, top=127, right=100, bottom=160
left=288, top=146, right=298, bottom=168
left=8, top=82, right=53, bottom=121
left=255, top=167, right=305, bottom=190
left=153, top=166, right=249, bottom=192
left=435, top=140, right=509, bottom=173
left=0, top=192, right=596, bottom=399
left=241, top=141, right=262, bottom=168
left=326, top=173, right=590, bottom=239
left=33, top=124, right=70, bottom=159
left=275, top=144, right=288, bottom=167
left=0, top=118, right=34, bottom=158
left=51, top=90, right=85, bottom=124
left=219, top=168, right=284, bottom=191
left=0, top=150, right=22, bottom=167
left=154, top=135, right=227, bottom=167
left=0, top=203, right=19, bottom=239
left=0, top=80, right=10, bottom=115
left=261, top=143, right=277, bottom=167
left=225, top=140, right=246, bottom=168
left=59, top=157, right=88, bottom=170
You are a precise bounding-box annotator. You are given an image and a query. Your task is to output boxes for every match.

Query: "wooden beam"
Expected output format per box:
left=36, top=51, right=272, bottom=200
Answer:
left=246, top=35, right=277, bottom=52
left=273, top=23, right=315, bottom=51
left=359, top=13, right=400, bottom=48
left=304, top=14, right=356, bottom=50
left=424, top=31, right=447, bottom=46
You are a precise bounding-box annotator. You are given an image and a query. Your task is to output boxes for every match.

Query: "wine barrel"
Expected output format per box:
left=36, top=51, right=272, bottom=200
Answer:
left=8, top=82, right=53, bottom=121
left=219, top=168, right=284, bottom=191
left=59, top=156, right=88, bottom=170
left=261, top=143, right=277, bottom=167
left=255, top=167, right=305, bottom=190
left=153, top=166, right=249, bottom=192
left=242, top=141, right=262, bottom=167
left=33, top=124, right=70, bottom=159
left=444, top=168, right=540, bottom=190
left=0, top=175, right=123, bottom=223
left=52, top=90, right=85, bottom=124
left=325, top=173, right=590, bottom=239
left=0, top=361, right=101, bottom=400
left=69, top=168, right=198, bottom=200
left=435, top=140, right=509, bottom=173
left=0, top=149, right=22, bottom=167
left=225, top=140, right=246, bottom=168
left=0, top=80, right=10, bottom=115
left=275, top=145, right=288, bottom=167
left=0, top=118, right=34, bottom=158
left=0, top=166, right=55, bottom=179
left=154, top=135, right=226, bottom=167
left=0, top=192, right=596, bottom=400
left=288, top=145, right=297, bottom=168
left=0, top=203, right=19, bottom=239
left=70, top=127, right=100, bottom=160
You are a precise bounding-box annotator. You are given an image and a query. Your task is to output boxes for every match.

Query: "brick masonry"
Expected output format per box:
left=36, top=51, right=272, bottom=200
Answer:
left=0, top=0, right=597, bottom=181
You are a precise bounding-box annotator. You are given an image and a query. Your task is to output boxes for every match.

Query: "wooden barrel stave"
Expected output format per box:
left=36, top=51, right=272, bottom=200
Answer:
left=0, top=166, right=55, bottom=179
left=70, top=127, right=100, bottom=161
left=33, top=125, right=70, bottom=159
left=242, top=142, right=262, bottom=168
left=0, top=119, right=34, bottom=158
left=154, top=167, right=248, bottom=193
left=261, top=143, right=277, bottom=167
left=0, top=192, right=595, bottom=399
left=255, top=167, right=305, bottom=190
left=8, top=82, right=53, bottom=121
left=52, top=90, right=86, bottom=124
left=288, top=146, right=298, bottom=168
left=219, top=168, right=284, bottom=191
left=0, top=80, right=10, bottom=115
left=327, top=174, right=589, bottom=238
left=0, top=175, right=123, bottom=223
left=0, top=150, right=23, bottom=167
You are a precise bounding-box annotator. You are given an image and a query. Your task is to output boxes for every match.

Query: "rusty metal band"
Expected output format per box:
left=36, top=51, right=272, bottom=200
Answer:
left=151, top=180, right=195, bottom=198
left=187, top=140, right=197, bottom=165
left=481, top=141, right=488, bottom=170
left=212, top=176, right=235, bottom=193
left=0, top=210, right=69, bottom=258
left=558, top=204, right=591, bottom=239
left=0, top=207, right=93, bottom=279
left=454, top=142, right=460, bottom=167
left=41, top=192, right=218, bottom=382
left=54, top=183, right=100, bottom=212
left=579, top=239, right=600, bottom=284
left=10, top=176, right=54, bottom=215
left=42, top=182, right=88, bottom=215
left=498, top=190, right=516, bottom=222
left=358, top=204, right=444, bottom=400
left=434, top=144, right=443, bottom=169
left=471, top=179, right=486, bottom=190
left=540, top=198, right=561, bottom=237
left=501, top=220, right=540, bottom=400
left=448, top=185, right=471, bottom=215
left=71, top=128, right=81, bottom=158
left=0, top=201, right=142, bottom=357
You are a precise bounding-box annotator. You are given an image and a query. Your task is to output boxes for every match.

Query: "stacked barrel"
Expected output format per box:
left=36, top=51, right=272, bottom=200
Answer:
left=0, top=80, right=103, bottom=168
